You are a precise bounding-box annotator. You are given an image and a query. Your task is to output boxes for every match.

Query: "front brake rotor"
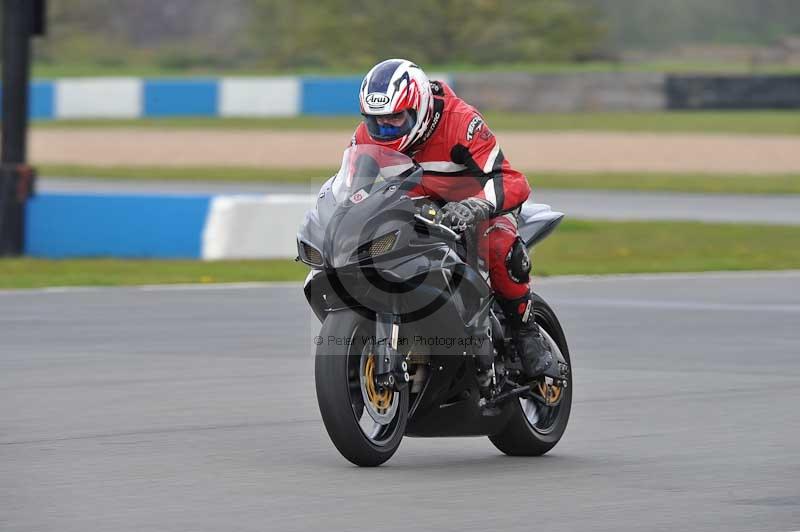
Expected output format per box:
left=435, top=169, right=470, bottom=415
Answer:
left=359, top=352, right=399, bottom=424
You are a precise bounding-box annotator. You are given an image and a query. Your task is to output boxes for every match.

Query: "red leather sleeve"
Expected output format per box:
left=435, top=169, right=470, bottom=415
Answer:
left=456, top=114, right=531, bottom=214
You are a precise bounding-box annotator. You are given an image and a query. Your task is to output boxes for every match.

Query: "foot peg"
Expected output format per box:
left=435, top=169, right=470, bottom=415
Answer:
left=480, top=384, right=531, bottom=415
left=478, top=397, right=504, bottom=417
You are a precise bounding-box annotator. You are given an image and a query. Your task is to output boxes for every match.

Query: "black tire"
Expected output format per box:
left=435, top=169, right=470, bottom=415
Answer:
left=489, top=293, right=572, bottom=456
left=314, top=309, right=408, bottom=467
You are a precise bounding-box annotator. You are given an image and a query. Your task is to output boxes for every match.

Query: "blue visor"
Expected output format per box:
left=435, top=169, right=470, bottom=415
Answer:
left=363, top=110, right=416, bottom=142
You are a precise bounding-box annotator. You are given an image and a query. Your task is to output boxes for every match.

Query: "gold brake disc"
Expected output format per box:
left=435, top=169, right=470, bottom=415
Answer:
left=536, top=379, right=563, bottom=406
left=364, top=355, right=393, bottom=413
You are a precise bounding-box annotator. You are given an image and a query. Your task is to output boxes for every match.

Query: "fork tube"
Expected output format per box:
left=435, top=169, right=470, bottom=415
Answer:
left=375, top=312, right=398, bottom=376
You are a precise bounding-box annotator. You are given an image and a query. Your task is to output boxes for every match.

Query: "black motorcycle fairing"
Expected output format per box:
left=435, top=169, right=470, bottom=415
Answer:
left=302, top=245, right=491, bottom=326
left=298, top=163, right=426, bottom=267
left=300, top=166, right=494, bottom=325
left=296, top=176, right=336, bottom=266
left=324, top=195, right=412, bottom=269
left=406, top=383, right=516, bottom=437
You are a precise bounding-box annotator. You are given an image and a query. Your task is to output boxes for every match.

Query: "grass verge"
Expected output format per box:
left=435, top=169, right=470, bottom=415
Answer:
left=39, top=164, right=800, bottom=195
left=533, top=172, right=800, bottom=195
left=0, top=259, right=307, bottom=289
left=32, top=60, right=800, bottom=79
left=32, top=111, right=800, bottom=135
left=39, top=165, right=335, bottom=185
left=2, top=220, right=799, bottom=289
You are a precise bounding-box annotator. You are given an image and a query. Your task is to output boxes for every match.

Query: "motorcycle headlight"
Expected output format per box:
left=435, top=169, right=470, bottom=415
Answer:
left=298, top=240, right=323, bottom=266
left=354, top=231, right=398, bottom=260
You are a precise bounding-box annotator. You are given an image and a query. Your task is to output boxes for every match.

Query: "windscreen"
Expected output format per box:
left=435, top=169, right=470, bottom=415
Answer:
left=331, top=145, right=415, bottom=203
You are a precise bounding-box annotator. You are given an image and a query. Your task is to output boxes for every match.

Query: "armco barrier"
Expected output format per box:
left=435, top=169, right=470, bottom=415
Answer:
left=25, top=192, right=315, bottom=260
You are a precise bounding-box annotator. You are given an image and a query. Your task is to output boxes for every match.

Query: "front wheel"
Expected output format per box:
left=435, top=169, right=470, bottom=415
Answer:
left=489, top=293, right=572, bottom=456
left=314, top=309, right=408, bottom=466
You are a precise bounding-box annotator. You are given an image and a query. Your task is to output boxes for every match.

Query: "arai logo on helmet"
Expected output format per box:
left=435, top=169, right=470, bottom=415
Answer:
left=365, top=92, right=390, bottom=108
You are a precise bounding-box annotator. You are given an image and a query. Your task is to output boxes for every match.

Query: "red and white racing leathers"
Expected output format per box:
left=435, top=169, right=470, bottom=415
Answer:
left=352, top=81, right=532, bottom=300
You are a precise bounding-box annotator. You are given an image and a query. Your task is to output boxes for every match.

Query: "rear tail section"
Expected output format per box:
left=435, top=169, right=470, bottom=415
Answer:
left=517, top=203, right=564, bottom=248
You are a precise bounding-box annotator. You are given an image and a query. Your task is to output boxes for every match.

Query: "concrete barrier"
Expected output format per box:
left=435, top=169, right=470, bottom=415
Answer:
left=0, top=81, right=55, bottom=118
left=219, top=77, right=300, bottom=117
left=297, top=73, right=452, bottom=115
left=666, top=75, right=800, bottom=109
left=25, top=193, right=212, bottom=258
left=452, top=72, right=667, bottom=112
left=202, top=194, right=315, bottom=259
left=56, top=78, right=142, bottom=118
left=143, top=79, right=219, bottom=117
left=300, top=76, right=362, bottom=115
left=25, top=192, right=315, bottom=260
left=13, top=73, right=800, bottom=120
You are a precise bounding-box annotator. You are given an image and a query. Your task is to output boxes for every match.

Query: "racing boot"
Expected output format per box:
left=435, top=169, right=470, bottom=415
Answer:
left=499, top=291, right=559, bottom=381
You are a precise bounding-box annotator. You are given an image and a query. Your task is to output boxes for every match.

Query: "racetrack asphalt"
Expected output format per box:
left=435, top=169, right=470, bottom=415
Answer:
left=38, top=177, right=800, bottom=225
left=2, top=271, right=799, bottom=532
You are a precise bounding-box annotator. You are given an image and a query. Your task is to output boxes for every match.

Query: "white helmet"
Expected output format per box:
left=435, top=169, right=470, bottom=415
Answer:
left=359, top=59, right=434, bottom=153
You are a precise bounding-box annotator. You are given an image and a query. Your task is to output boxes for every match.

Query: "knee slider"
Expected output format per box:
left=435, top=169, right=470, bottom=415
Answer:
left=505, top=237, right=531, bottom=284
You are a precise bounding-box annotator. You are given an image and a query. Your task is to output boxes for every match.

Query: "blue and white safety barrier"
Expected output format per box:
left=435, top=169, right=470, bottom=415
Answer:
left=25, top=192, right=315, bottom=259
left=12, top=73, right=800, bottom=118
left=16, top=74, right=451, bottom=119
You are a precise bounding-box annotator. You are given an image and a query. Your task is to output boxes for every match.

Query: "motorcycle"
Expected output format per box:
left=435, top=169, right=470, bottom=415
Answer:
left=298, top=144, right=571, bottom=466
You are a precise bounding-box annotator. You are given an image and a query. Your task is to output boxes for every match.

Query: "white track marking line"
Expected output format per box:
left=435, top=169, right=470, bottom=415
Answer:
left=555, top=297, right=800, bottom=313
left=137, top=281, right=303, bottom=291
left=0, top=270, right=798, bottom=296
left=0, top=282, right=303, bottom=296
left=536, top=270, right=800, bottom=284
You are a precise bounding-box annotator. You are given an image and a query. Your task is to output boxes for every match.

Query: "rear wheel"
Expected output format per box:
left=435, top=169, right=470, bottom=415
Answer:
left=489, top=294, right=572, bottom=456
left=314, top=309, right=408, bottom=466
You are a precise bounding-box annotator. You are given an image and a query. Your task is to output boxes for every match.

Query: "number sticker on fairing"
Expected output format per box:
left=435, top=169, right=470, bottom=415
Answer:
left=350, top=188, right=370, bottom=204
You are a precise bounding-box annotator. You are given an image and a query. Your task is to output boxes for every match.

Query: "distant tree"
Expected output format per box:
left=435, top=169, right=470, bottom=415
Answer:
left=249, top=0, right=604, bottom=69
left=585, top=0, right=800, bottom=50
left=34, top=0, right=251, bottom=68
left=31, top=0, right=800, bottom=73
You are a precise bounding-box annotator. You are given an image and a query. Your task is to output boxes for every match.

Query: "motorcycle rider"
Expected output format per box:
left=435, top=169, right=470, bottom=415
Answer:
left=351, top=58, right=558, bottom=383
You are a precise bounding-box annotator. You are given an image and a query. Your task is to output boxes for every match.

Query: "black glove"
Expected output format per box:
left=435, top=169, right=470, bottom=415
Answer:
left=435, top=198, right=494, bottom=233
